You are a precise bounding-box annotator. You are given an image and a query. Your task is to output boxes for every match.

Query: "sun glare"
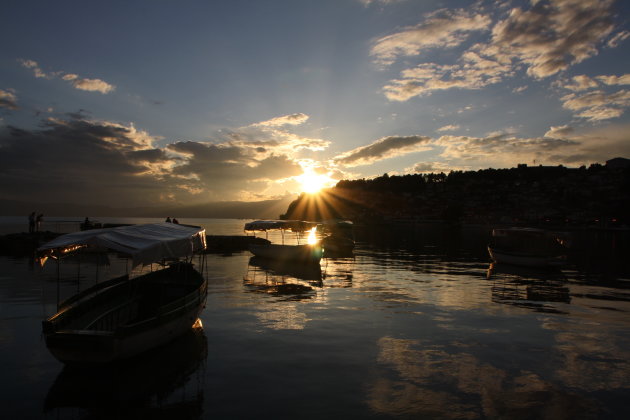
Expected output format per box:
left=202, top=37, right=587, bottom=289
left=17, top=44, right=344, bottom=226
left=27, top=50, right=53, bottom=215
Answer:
left=297, top=168, right=334, bottom=194
left=307, top=227, right=317, bottom=245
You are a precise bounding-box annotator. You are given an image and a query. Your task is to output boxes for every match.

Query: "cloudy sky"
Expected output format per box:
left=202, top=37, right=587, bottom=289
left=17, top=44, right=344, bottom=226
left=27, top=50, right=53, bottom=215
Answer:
left=1, top=0, right=629, bottom=207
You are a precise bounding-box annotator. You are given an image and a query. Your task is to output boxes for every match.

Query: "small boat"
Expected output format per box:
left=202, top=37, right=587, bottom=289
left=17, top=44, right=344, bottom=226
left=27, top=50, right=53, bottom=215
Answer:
left=248, top=243, right=323, bottom=264
left=244, top=220, right=322, bottom=264
left=488, top=227, right=568, bottom=268
left=39, top=223, right=208, bottom=365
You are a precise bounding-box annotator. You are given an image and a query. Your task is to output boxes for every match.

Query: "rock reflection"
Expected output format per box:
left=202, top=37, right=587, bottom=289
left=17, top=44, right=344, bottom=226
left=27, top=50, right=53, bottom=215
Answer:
left=369, top=336, right=599, bottom=418
left=44, top=320, right=207, bottom=419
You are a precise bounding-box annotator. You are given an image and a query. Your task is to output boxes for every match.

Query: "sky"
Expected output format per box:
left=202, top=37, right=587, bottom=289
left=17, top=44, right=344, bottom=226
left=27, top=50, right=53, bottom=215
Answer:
left=1, top=0, right=629, bottom=208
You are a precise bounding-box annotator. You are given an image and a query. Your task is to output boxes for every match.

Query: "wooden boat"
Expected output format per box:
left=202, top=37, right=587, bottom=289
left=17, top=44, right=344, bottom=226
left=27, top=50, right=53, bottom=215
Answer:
left=487, top=246, right=567, bottom=267
left=39, top=223, right=207, bottom=365
left=488, top=227, right=568, bottom=268
left=244, top=220, right=322, bottom=264
left=248, top=243, right=323, bottom=263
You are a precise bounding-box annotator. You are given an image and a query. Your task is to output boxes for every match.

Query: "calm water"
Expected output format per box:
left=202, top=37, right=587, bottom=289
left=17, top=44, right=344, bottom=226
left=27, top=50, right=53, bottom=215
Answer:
left=1, top=217, right=629, bottom=419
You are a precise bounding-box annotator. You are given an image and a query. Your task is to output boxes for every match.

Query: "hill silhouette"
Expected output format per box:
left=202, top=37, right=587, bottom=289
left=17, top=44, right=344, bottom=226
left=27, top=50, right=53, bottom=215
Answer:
left=282, top=159, right=630, bottom=227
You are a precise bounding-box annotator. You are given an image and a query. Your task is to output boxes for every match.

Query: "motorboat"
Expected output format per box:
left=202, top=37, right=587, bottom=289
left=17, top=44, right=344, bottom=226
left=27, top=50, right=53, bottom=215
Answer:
left=244, top=220, right=322, bottom=264
left=39, top=223, right=208, bottom=365
left=487, top=227, right=568, bottom=268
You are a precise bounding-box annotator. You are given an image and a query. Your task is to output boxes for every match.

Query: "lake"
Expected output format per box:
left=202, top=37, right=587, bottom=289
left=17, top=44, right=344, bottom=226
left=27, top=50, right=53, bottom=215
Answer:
left=1, top=217, right=629, bottom=419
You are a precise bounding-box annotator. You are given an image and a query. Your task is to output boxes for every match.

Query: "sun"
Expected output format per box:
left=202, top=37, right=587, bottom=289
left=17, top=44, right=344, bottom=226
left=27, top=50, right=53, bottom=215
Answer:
left=296, top=168, right=334, bottom=194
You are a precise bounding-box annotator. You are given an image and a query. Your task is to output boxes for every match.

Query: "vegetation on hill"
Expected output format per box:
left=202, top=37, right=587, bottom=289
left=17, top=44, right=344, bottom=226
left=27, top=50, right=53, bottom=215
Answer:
left=281, top=161, right=630, bottom=227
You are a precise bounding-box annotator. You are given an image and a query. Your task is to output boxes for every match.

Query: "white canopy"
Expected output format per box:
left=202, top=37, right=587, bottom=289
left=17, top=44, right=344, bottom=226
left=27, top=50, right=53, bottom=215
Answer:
left=244, top=220, right=318, bottom=232
left=38, top=223, right=206, bottom=267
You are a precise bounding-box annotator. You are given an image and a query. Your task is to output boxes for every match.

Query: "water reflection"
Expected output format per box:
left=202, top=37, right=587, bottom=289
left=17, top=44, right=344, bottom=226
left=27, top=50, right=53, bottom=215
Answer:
left=44, top=320, right=207, bottom=419
left=488, top=263, right=572, bottom=313
left=243, top=256, right=323, bottom=300
left=369, top=336, right=601, bottom=419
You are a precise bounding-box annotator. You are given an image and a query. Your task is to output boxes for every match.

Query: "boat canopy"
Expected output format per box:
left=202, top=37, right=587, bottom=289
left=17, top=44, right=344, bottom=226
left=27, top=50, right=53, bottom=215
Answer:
left=244, top=220, right=318, bottom=232
left=38, top=223, right=206, bottom=267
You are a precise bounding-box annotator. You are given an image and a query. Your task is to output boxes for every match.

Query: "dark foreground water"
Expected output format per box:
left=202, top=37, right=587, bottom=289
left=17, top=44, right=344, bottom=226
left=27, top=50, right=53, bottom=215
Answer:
left=1, top=217, right=629, bottom=419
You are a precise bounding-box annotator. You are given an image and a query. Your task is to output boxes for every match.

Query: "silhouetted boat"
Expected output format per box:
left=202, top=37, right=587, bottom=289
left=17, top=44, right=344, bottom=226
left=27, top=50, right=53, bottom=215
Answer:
left=245, top=220, right=323, bottom=264
left=488, top=227, right=568, bottom=268
left=39, top=223, right=208, bottom=365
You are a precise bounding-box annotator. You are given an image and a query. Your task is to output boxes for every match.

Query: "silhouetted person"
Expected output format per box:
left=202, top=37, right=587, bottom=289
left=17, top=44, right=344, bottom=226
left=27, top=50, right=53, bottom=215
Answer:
left=165, top=217, right=172, bottom=223
left=83, top=217, right=92, bottom=230
left=36, top=214, right=43, bottom=232
left=172, top=218, right=179, bottom=224
left=28, top=212, right=35, bottom=233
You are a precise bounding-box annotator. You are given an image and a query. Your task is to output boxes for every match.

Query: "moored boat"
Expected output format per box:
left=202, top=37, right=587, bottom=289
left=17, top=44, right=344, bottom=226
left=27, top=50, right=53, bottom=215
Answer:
left=39, top=223, right=208, bottom=365
left=488, top=227, right=568, bottom=268
left=248, top=242, right=323, bottom=263
left=244, top=220, right=323, bottom=264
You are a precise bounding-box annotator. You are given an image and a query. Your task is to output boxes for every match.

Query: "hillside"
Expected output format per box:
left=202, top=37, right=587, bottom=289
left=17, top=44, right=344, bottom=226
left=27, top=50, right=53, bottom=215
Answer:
left=282, top=159, right=630, bottom=227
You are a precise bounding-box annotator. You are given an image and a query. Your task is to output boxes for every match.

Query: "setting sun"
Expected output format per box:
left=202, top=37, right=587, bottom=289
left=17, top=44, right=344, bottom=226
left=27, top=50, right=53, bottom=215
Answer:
left=296, top=168, right=334, bottom=194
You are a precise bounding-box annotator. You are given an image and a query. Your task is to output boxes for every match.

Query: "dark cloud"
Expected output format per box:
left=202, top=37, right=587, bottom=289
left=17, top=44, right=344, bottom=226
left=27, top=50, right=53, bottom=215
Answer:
left=0, top=118, right=174, bottom=207
left=334, top=135, right=432, bottom=167
left=0, top=117, right=309, bottom=206
left=170, top=142, right=302, bottom=200
left=0, top=89, right=18, bottom=110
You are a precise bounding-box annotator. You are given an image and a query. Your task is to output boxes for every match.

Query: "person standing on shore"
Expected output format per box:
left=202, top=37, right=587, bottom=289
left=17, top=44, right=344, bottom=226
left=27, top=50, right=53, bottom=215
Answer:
left=28, top=212, right=35, bottom=233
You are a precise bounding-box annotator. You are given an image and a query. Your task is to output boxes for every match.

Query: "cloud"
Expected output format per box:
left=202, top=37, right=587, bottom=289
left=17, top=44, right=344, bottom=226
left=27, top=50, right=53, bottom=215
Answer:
left=0, top=116, right=179, bottom=206
left=334, top=135, right=432, bottom=167
left=253, top=113, right=309, bottom=127
left=382, top=47, right=514, bottom=100
left=488, top=0, right=616, bottom=79
left=562, top=75, right=599, bottom=92
left=0, top=114, right=315, bottom=205
left=19, top=59, right=48, bottom=78
left=561, top=90, right=630, bottom=121
left=0, top=89, right=18, bottom=110
left=19, top=59, right=115, bottom=94
left=437, top=124, right=460, bottom=132
left=553, top=73, right=630, bottom=121
left=408, top=161, right=457, bottom=173
left=375, top=0, right=625, bottom=101
left=596, top=74, right=630, bottom=86
left=607, top=29, right=630, bottom=47
left=435, top=132, right=580, bottom=167
left=359, top=0, right=403, bottom=6
left=544, top=124, right=574, bottom=139
left=168, top=140, right=303, bottom=200
left=371, top=8, right=491, bottom=66
left=227, top=114, right=330, bottom=156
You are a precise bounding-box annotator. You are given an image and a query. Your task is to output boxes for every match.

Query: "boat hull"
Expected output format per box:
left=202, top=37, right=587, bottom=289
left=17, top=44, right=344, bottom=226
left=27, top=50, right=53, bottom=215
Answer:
left=488, top=246, right=567, bottom=268
left=43, top=263, right=207, bottom=365
left=249, top=243, right=322, bottom=264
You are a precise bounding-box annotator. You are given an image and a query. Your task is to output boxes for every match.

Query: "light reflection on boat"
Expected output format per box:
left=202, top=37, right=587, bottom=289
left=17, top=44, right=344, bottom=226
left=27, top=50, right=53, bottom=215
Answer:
left=44, top=319, right=207, bottom=418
